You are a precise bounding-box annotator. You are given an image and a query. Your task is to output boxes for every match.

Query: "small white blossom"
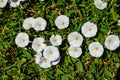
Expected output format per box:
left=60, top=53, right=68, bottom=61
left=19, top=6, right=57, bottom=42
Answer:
left=117, top=20, right=120, bottom=26
left=94, top=0, right=107, bottom=10
left=68, top=32, right=83, bottom=47
left=105, top=35, right=120, bottom=50
left=39, top=57, right=51, bottom=68
left=32, top=37, right=47, bottom=52
left=34, top=17, right=47, bottom=31
left=15, top=32, right=29, bottom=47
left=8, top=0, right=21, bottom=7
left=68, top=46, right=82, bottom=58
left=0, top=0, right=8, bottom=8
left=23, top=17, right=35, bottom=30
left=39, top=0, right=44, bottom=1
left=81, top=21, right=97, bottom=38
left=55, top=15, right=69, bottom=29
left=88, top=42, right=104, bottom=57
left=51, top=56, right=61, bottom=65
left=20, top=0, right=25, bottom=1
left=43, top=46, right=60, bottom=61
left=50, top=34, right=62, bottom=46
left=35, top=52, right=42, bottom=64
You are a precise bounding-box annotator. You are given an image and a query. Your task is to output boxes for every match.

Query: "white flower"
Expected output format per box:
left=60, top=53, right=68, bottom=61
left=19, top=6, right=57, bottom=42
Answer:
left=43, top=46, right=60, bottom=61
left=39, top=0, right=44, bottom=1
left=33, top=17, right=47, bottom=31
left=39, top=57, right=51, bottom=68
left=15, top=32, right=29, bottom=47
left=0, top=0, right=8, bottom=8
left=68, top=46, right=82, bottom=58
left=117, top=20, right=120, bottom=26
left=8, top=0, right=21, bottom=7
left=68, top=32, right=83, bottom=47
left=35, top=52, right=42, bottom=64
left=105, top=35, right=120, bottom=50
left=94, top=0, right=107, bottom=10
left=51, top=56, right=61, bottom=65
left=81, top=21, right=97, bottom=38
left=88, top=42, right=104, bottom=57
left=50, top=35, right=62, bottom=46
left=23, top=17, right=35, bottom=30
left=20, top=0, right=25, bottom=1
left=32, top=37, right=47, bottom=52
left=55, top=15, right=69, bottom=29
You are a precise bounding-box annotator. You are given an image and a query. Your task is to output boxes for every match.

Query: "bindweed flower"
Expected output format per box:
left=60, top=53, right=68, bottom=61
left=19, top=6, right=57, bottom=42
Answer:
left=81, top=22, right=97, bottom=38
left=32, top=37, right=47, bottom=52
left=68, top=46, right=82, bottom=58
left=23, top=17, right=35, bottom=30
left=88, top=42, right=104, bottom=57
left=39, top=0, right=44, bottom=1
left=20, top=0, right=25, bottom=1
left=15, top=32, right=29, bottom=47
left=55, top=15, right=69, bottom=29
left=68, top=32, right=83, bottom=47
left=39, top=57, right=51, bottom=68
left=117, top=20, right=120, bottom=26
left=8, top=0, right=21, bottom=7
left=35, top=52, right=42, bottom=64
left=94, top=0, right=107, bottom=10
left=51, top=56, right=61, bottom=65
left=50, top=34, right=62, bottom=46
left=34, top=17, right=47, bottom=31
left=0, top=0, right=8, bottom=8
left=105, top=35, right=120, bottom=50
left=43, top=46, right=60, bottom=61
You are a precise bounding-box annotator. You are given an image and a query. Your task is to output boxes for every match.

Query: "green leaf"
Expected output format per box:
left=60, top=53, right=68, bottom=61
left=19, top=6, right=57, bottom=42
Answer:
left=110, top=6, right=118, bottom=21
left=21, top=58, right=26, bottom=64
left=75, top=61, right=83, bottom=72
left=104, top=68, right=114, bottom=78
left=22, top=49, right=32, bottom=58
left=57, top=69, right=64, bottom=74
left=32, top=64, right=41, bottom=73
left=86, top=71, right=94, bottom=80
left=98, top=33, right=105, bottom=44
left=61, top=74, right=69, bottom=80
left=90, top=62, right=96, bottom=73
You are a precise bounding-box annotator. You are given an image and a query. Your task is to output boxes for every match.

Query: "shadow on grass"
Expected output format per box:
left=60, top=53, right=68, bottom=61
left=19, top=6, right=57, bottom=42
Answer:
left=115, top=67, right=120, bottom=80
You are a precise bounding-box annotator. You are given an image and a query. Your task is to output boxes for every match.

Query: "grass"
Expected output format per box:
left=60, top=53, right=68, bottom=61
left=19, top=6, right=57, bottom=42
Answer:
left=0, top=0, right=120, bottom=80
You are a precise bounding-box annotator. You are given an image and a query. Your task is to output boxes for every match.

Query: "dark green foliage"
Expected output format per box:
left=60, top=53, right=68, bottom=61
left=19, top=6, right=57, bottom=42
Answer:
left=0, top=0, right=120, bottom=80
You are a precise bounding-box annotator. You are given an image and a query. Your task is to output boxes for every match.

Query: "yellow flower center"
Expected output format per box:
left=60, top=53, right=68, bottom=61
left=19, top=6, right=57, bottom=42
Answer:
left=0, top=0, right=4, bottom=2
left=49, top=50, right=53, bottom=55
left=29, top=23, right=32, bottom=27
left=61, top=22, right=65, bottom=25
left=98, top=3, right=102, bottom=7
left=22, top=39, right=25, bottom=42
left=37, top=43, right=41, bottom=47
left=53, top=38, right=57, bottom=42
left=75, top=36, right=79, bottom=41
left=109, top=39, right=113, bottom=44
left=95, top=47, right=99, bottom=51
left=38, top=23, right=42, bottom=28
left=74, top=48, right=78, bottom=52
left=88, top=27, right=92, bottom=32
